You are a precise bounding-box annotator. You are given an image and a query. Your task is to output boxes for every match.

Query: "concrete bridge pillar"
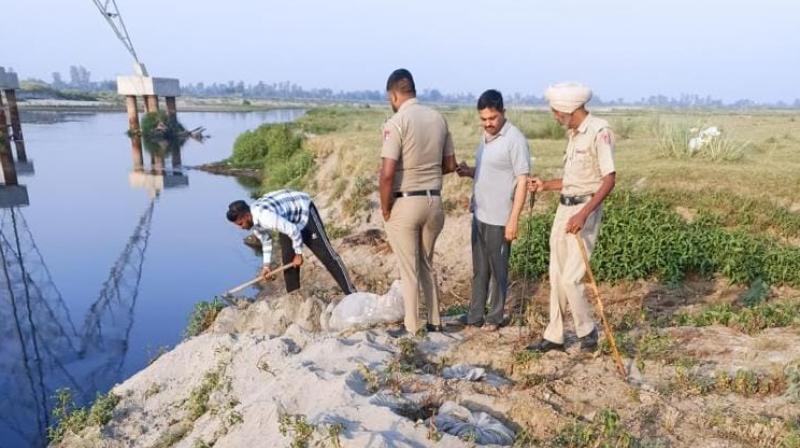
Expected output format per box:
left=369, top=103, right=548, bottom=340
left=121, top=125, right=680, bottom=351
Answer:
left=165, top=96, right=177, bottom=119
left=144, top=95, right=159, bottom=113
left=126, top=96, right=140, bottom=134
left=0, top=104, right=18, bottom=186
left=3, top=89, right=26, bottom=162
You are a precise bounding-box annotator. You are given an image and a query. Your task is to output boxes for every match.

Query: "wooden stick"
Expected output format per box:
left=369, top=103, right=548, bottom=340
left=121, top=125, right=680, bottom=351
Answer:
left=223, top=263, right=294, bottom=297
left=518, top=190, right=537, bottom=339
left=573, top=234, right=627, bottom=378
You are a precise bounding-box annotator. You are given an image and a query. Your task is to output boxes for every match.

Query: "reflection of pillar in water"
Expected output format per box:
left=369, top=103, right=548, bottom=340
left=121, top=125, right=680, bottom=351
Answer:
left=4, top=89, right=27, bottom=162
left=0, top=101, right=18, bottom=186
left=144, top=95, right=159, bottom=113
left=152, top=153, right=165, bottom=174
left=131, top=135, right=144, bottom=171
left=126, top=96, right=140, bottom=134
left=165, top=96, right=177, bottom=119
left=171, top=147, right=182, bottom=171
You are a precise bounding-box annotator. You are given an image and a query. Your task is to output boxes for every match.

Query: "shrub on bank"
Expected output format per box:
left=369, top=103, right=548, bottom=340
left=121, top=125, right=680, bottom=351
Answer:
left=510, top=191, right=800, bottom=287
left=230, top=123, right=313, bottom=191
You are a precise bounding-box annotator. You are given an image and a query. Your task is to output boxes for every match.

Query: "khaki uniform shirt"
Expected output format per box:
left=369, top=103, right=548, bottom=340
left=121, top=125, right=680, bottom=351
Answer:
left=561, top=114, right=616, bottom=196
left=381, top=98, right=455, bottom=192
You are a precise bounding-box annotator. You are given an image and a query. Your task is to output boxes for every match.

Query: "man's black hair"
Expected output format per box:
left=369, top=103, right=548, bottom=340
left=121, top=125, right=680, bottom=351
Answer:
left=386, top=68, right=416, bottom=95
left=477, top=89, right=504, bottom=111
left=226, top=200, right=250, bottom=222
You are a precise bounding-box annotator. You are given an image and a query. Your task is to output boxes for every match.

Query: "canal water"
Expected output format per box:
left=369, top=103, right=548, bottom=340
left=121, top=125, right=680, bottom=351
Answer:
left=0, top=109, right=304, bottom=447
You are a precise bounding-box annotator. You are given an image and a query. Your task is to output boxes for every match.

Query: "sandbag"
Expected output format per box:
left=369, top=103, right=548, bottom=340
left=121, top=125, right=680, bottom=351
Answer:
left=433, top=401, right=515, bottom=445
left=325, top=280, right=404, bottom=331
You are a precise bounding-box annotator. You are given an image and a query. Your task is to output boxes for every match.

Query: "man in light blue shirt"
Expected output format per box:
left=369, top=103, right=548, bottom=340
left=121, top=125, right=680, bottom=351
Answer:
left=457, top=90, right=531, bottom=331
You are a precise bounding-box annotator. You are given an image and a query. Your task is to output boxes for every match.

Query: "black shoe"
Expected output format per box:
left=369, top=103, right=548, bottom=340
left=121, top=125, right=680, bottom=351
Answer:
left=579, top=327, right=598, bottom=353
left=457, top=315, right=484, bottom=328
left=526, top=339, right=565, bottom=353
left=387, top=327, right=409, bottom=338
left=425, top=323, right=443, bottom=332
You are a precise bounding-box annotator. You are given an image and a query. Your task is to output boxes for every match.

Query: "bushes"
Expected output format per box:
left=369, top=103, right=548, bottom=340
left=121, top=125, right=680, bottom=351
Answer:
left=230, top=124, right=302, bottom=168
left=140, top=111, right=186, bottom=141
left=184, top=299, right=226, bottom=338
left=48, top=389, right=120, bottom=443
left=510, top=191, right=800, bottom=287
left=230, top=123, right=313, bottom=191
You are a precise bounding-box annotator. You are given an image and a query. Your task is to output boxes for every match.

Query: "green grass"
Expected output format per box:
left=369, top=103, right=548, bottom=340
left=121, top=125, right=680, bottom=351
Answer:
left=184, top=299, right=226, bottom=338
left=48, top=389, right=120, bottom=443
left=278, top=413, right=316, bottom=448
left=185, top=365, right=226, bottom=420
left=548, top=409, right=637, bottom=448
left=665, top=301, right=800, bottom=334
left=510, top=191, right=800, bottom=287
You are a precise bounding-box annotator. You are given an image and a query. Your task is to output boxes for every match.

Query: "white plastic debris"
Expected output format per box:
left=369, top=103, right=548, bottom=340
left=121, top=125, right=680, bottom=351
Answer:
left=688, top=126, right=722, bottom=152
left=441, top=364, right=486, bottom=381
left=325, top=280, right=404, bottom=331
left=433, top=401, right=515, bottom=445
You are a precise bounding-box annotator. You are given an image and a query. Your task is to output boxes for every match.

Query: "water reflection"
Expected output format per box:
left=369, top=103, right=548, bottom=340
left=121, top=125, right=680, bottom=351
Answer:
left=0, top=109, right=304, bottom=447
left=0, top=134, right=187, bottom=447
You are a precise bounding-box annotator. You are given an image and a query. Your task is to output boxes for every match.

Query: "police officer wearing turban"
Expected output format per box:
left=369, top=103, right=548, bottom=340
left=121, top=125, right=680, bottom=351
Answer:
left=527, top=82, right=616, bottom=353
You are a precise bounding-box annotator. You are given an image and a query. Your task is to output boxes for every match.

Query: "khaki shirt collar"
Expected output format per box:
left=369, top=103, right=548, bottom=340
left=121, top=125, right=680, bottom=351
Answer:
left=398, top=97, right=418, bottom=112
left=573, top=113, right=593, bottom=136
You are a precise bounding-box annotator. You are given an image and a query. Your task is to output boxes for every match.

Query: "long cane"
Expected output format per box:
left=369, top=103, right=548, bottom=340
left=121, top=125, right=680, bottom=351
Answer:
left=573, top=234, right=626, bottom=378
left=518, top=190, right=536, bottom=338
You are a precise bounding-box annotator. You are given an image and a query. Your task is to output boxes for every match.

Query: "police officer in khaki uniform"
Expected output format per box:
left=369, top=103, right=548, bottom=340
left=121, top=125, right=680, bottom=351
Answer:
left=379, top=68, right=457, bottom=337
left=526, top=82, right=616, bottom=353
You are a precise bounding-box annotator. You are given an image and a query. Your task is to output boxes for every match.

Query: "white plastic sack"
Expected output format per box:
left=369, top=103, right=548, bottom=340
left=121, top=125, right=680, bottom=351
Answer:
left=326, top=280, right=404, bottom=331
left=441, top=364, right=486, bottom=381
left=433, top=401, right=515, bottom=445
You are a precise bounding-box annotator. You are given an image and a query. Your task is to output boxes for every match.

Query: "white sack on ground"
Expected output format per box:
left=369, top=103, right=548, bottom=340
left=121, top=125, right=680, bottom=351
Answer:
left=325, top=280, right=404, bottom=331
left=433, top=401, right=516, bottom=446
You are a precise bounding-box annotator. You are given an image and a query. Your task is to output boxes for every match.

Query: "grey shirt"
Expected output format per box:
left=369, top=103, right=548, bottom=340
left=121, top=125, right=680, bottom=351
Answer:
left=472, top=121, right=532, bottom=226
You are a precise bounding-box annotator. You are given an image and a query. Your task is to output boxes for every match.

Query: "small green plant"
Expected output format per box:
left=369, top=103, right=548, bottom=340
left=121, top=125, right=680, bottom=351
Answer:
left=324, top=422, right=345, bottom=448
left=668, top=301, right=800, bottom=334
left=48, top=389, right=120, bottom=443
left=549, top=408, right=636, bottom=447
left=185, top=365, right=225, bottom=420
left=513, top=349, right=542, bottom=367
left=185, top=299, right=226, bottom=338
left=278, top=412, right=316, bottom=448
left=444, top=303, right=469, bottom=316
left=786, top=359, right=800, bottom=402
left=356, top=363, right=382, bottom=393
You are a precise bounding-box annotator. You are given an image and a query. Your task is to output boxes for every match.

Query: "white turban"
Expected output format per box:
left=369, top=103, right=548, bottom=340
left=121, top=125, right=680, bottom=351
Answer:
left=544, top=82, right=592, bottom=113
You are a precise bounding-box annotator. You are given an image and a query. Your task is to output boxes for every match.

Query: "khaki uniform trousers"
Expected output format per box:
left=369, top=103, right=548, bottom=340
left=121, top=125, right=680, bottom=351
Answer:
left=543, top=203, right=603, bottom=344
left=385, top=196, right=444, bottom=332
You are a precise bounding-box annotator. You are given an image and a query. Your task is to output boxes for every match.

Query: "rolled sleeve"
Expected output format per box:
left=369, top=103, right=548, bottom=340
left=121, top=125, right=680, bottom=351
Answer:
left=596, top=128, right=616, bottom=176
left=380, top=119, right=402, bottom=160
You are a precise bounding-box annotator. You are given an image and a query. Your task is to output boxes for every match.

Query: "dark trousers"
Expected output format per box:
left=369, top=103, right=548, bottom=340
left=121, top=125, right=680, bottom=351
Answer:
left=279, top=203, right=356, bottom=295
left=467, top=218, right=510, bottom=325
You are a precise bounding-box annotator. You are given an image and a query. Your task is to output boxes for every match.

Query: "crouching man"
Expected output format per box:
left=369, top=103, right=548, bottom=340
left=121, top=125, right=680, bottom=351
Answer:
left=226, top=189, right=357, bottom=295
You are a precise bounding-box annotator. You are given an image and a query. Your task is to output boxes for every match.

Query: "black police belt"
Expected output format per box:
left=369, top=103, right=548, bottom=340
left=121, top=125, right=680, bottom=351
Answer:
left=394, top=189, right=441, bottom=198
left=560, top=194, right=593, bottom=206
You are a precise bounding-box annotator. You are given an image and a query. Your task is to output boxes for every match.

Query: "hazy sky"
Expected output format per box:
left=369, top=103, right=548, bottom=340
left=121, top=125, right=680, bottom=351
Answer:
left=3, top=0, right=798, bottom=102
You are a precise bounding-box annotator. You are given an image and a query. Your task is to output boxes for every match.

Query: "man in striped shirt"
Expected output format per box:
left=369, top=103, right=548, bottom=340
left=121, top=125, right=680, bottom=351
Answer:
left=226, top=189, right=356, bottom=295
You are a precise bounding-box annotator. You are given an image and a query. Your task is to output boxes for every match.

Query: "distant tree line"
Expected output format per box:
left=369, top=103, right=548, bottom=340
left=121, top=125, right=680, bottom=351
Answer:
left=14, top=65, right=800, bottom=109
